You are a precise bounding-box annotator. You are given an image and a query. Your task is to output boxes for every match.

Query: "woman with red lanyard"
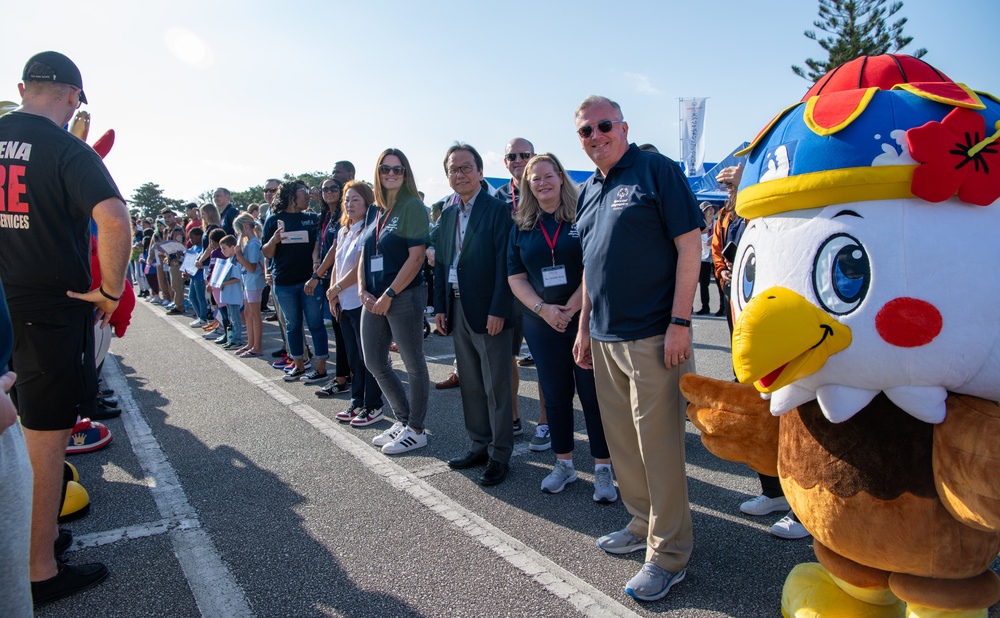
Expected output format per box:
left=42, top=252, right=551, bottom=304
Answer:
left=507, top=154, right=616, bottom=502
left=358, top=148, right=431, bottom=454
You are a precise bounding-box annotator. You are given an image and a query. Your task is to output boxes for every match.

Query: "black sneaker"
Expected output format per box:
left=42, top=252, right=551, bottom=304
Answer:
left=283, top=367, right=307, bottom=382
left=316, top=380, right=350, bottom=397
left=349, top=406, right=384, bottom=427
left=513, top=418, right=523, bottom=436
left=270, top=348, right=287, bottom=358
left=299, top=370, right=329, bottom=384
left=31, top=561, right=109, bottom=607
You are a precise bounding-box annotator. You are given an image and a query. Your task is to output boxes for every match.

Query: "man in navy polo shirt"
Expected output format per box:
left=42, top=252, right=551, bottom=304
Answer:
left=572, top=95, right=703, bottom=602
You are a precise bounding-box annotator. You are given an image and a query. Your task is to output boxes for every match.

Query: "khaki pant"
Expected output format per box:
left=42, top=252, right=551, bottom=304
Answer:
left=592, top=334, right=694, bottom=572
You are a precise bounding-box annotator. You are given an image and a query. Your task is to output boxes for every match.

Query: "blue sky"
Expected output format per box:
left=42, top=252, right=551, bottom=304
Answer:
left=4, top=0, right=997, bottom=204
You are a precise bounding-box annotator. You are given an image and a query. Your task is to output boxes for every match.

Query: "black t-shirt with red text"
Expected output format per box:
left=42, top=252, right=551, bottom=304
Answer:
left=0, top=111, right=122, bottom=312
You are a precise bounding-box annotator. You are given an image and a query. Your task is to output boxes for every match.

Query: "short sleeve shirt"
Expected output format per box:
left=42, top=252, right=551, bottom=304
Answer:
left=261, top=211, right=320, bottom=286
left=240, top=237, right=266, bottom=291
left=507, top=213, right=584, bottom=325
left=576, top=144, right=704, bottom=342
left=361, top=195, right=429, bottom=297
left=0, top=112, right=123, bottom=312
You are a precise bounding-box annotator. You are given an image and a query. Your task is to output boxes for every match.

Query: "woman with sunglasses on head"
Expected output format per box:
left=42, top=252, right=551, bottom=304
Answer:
left=359, top=149, right=431, bottom=454
left=262, top=180, right=330, bottom=384
left=507, top=154, right=616, bottom=502
left=307, top=178, right=351, bottom=395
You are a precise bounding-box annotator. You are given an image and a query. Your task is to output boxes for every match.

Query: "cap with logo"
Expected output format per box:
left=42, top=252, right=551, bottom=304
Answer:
left=21, top=51, right=87, bottom=104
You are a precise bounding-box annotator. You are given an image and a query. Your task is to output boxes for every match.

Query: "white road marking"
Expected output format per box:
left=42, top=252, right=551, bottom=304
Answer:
left=105, top=354, right=253, bottom=618
left=145, top=303, right=641, bottom=618
left=67, top=518, right=200, bottom=551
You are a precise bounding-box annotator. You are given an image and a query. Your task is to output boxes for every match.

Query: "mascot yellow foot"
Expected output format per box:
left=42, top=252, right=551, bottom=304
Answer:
left=782, top=562, right=904, bottom=618
left=59, top=461, right=91, bottom=523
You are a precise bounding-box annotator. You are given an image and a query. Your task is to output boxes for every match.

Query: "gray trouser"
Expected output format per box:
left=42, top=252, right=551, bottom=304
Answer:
left=0, top=423, right=33, bottom=618
left=360, top=285, right=430, bottom=431
left=452, top=297, right=514, bottom=463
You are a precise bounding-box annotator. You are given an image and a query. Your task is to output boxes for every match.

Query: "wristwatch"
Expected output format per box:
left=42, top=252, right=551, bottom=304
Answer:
left=310, top=273, right=321, bottom=280
left=669, top=316, right=692, bottom=327
left=333, top=283, right=343, bottom=293
left=533, top=301, right=544, bottom=314
left=386, top=288, right=396, bottom=298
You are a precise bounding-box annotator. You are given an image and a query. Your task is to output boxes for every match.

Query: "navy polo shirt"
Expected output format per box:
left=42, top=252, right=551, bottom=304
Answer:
left=361, top=194, right=429, bottom=297
left=507, top=212, right=584, bottom=325
left=261, top=211, right=320, bottom=286
left=576, top=143, right=703, bottom=342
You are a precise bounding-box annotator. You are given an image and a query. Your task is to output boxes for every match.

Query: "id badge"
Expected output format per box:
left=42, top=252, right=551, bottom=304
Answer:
left=370, top=255, right=384, bottom=273
left=542, top=265, right=568, bottom=287
left=448, top=265, right=459, bottom=284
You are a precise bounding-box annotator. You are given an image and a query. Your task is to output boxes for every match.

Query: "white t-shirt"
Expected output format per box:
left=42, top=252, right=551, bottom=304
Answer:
left=334, top=219, right=366, bottom=310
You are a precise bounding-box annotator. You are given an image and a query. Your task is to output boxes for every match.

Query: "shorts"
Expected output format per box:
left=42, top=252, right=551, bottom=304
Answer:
left=244, top=288, right=263, bottom=303
left=10, top=305, right=97, bottom=431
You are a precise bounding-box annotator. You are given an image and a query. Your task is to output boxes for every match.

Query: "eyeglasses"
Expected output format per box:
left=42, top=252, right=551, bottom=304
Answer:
left=447, top=164, right=475, bottom=177
left=296, top=187, right=309, bottom=194
left=577, top=119, right=623, bottom=139
left=263, top=188, right=278, bottom=194
left=321, top=186, right=341, bottom=193
left=378, top=165, right=406, bottom=176
left=504, top=152, right=533, bottom=162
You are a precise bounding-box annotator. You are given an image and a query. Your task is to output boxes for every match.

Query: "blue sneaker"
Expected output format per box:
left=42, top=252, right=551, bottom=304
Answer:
left=625, top=563, right=685, bottom=602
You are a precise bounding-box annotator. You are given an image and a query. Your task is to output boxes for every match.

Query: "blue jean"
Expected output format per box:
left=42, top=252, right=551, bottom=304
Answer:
left=360, top=285, right=429, bottom=430
left=189, top=278, right=209, bottom=320
left=522, top=312, right=610, bottom=459
left=274, top=283, right=329, bottom=360
left=340, top=306, right=383, bottom=409
left=226, top=303, right=244, bottom=345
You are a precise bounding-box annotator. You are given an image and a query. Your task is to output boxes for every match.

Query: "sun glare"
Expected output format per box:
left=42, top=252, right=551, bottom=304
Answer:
left=164, top=27, right=213, bottom=69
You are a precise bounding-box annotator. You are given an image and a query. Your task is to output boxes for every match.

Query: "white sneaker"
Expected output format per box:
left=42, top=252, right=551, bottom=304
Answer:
left=189, top=318, right=207, bottom=327
left=740, top=494, right=789, bottom=516
left=372, top=421, right=405, bottom=447
left=381, top=426, right=427, bottom=455
left=592, top=467, right=618, bottom=503
left=770, top=513, right=811, bottom=539
left=541, top=460, right=577, bottom=494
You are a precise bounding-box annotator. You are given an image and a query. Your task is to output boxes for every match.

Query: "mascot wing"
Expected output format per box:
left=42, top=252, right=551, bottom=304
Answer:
left=933, top=394, right=1000, bottom=532
left=680, top=374, right=779, bottom=476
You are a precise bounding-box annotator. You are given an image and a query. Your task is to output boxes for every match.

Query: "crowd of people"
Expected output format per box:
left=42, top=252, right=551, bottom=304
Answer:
left=0, top=50, right=800, bottom=613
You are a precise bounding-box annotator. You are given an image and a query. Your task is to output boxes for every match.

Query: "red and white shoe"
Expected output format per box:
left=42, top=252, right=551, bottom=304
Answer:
left=66, top=419, right=112, bottom=455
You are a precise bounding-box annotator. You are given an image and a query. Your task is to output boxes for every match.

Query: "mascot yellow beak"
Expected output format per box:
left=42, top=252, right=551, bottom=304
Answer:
left=733, top=287, right=852, bottom=393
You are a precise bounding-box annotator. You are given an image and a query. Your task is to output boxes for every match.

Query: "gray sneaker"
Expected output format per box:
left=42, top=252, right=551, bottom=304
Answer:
left=596, top=528, right=645, bottom=555
left=529, top=424, right=551, bottom=451
left=625, top=563, right=685, bottom=602
left=592, top=467, right=618, bottom=503
left=540, top=460, right=577, bottom=494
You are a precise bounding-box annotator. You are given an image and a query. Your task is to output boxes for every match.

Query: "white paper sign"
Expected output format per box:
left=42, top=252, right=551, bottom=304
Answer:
left=281, top=230, right=309, bottom=244
left=181, top=253, right=200, bottom=276
left=209, top=258, right=231, bottom=288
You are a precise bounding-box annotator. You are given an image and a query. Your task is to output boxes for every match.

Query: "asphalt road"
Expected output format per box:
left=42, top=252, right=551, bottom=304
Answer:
left=37, top=285, right=1000, bottom=618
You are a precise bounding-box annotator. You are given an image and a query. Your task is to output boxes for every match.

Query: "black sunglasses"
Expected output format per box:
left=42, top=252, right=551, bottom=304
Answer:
left=577, top=120, right=623, bottom=139
left=504, top=152, right=533, bottom=162
left=378, top=165, right=406, bottom=175
left=321, top=186, right=341, bottom=193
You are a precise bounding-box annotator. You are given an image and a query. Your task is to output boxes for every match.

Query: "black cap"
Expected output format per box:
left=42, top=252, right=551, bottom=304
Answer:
left=22, top=51, right=87, bottom=104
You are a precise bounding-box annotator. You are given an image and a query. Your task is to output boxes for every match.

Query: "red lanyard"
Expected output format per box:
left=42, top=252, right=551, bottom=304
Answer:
left=538, top=218, right=563, bottom=266
left=374, top=208, right=394, bottom=253
left=510, top=180, right=518, bottom=213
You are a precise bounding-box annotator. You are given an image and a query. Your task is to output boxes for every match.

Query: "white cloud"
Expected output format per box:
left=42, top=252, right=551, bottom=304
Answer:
left=625, top=72, right=660, bottom=95
left=165, top=27, right=214, bottom=69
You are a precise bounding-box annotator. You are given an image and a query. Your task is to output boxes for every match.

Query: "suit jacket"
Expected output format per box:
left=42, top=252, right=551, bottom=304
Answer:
left=433, top=190, right=513, bottom=334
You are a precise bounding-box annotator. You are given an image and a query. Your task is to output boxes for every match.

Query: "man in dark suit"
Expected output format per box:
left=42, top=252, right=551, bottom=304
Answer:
left=434, top=143, right=515, bottom=486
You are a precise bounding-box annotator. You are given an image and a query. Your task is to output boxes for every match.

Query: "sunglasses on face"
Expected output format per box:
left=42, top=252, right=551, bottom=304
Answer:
left=321, top=186, right=341, bottom=193
left=504, top=152, right=533, bottom=162
left=263, top=188, right=278, bottom=194
left=379, top=165, right=406, bottom=176
left=577, top=119, right=623, bottom=139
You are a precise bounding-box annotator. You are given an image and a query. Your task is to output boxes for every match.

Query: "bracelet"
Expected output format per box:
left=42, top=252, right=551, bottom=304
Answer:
left=99, top=287, right=121, bottom=302
left=669, top=316, right=691, bottom=327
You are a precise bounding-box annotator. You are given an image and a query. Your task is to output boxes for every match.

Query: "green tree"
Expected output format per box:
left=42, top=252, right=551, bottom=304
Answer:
left=130, top=182, right=184, bottom=220
left=792, top=0, right=927, bottom=82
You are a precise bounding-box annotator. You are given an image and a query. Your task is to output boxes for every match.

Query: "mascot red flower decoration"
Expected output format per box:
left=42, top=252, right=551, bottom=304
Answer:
left=908, top=107, right=1000, bottom=205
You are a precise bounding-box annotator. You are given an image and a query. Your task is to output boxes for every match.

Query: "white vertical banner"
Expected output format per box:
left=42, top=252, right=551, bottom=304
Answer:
left=679, top=98, right=707, bottom=177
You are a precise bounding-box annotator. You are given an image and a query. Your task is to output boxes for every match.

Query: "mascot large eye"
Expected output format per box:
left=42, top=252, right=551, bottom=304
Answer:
left=737, top=245, right=756, bottom=307
left=812, top=233, right=870, bottom=315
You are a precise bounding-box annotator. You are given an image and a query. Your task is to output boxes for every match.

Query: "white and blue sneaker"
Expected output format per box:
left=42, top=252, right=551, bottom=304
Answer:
left=541, top=460, right=577, bottom=494
left=625, top=563, right=685, bottom=602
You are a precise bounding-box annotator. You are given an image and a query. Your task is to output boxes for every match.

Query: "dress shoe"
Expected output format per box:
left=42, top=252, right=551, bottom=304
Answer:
left=435, top=373, right=460, bottom=389
left=31, top=562, right=109, bottom=606
left=479, top=460, right=509, bottom=486
left=448, top=451, right=489, bottom=470
left=695, top=307, right=710, bottom=315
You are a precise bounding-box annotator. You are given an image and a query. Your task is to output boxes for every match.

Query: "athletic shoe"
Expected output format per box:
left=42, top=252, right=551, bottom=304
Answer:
left=770, top=513, right=811, bottom=539
left=381, top=426, right=427, bottom=454
left=189, top=318, right=208, bottom=327
left=299, top=370, right=329, bottom=384
left=335, top=405, right=361, bottom=423
left=517, top=353, right=535, bottom=367
left=529, top=424, right=551, bottom=451
left=163, top=302, right=175, bottom=310
left=30, top=561, right=109, bottom=606
left=285, top=360, right=311, bottom=373
left=150, top=297, right=163, bottom=305
left=214, top=335, right=228, bottom=344
left=592, top=467, right=619, bottom=503
left=625, top=563, right=685, bottom=602
left=740, top=494, right=790, bottom=516
left=222, top=342, right=242, bottom=350
left=512, top=418, right=523, bottom=436
left=596, top=528, right=645, bottom=555
left=67, top=419, right=112, bottom=455
left=271, top=356, right=290, bottom=369
left=351, top=406, right=385, bottom=428
left=316, top=380, right=350, bottom=397
left=283, top=367, right=306, bottom=381
left=541, top=460, right=577, bottom=494
left=270, top=348, right=288, bottom=358
left=371, top=420, right=404, bottom=445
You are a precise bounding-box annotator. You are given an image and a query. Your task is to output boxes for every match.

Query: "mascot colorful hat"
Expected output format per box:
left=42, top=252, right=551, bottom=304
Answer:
left=681, top=55, right=1000, bottom=617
